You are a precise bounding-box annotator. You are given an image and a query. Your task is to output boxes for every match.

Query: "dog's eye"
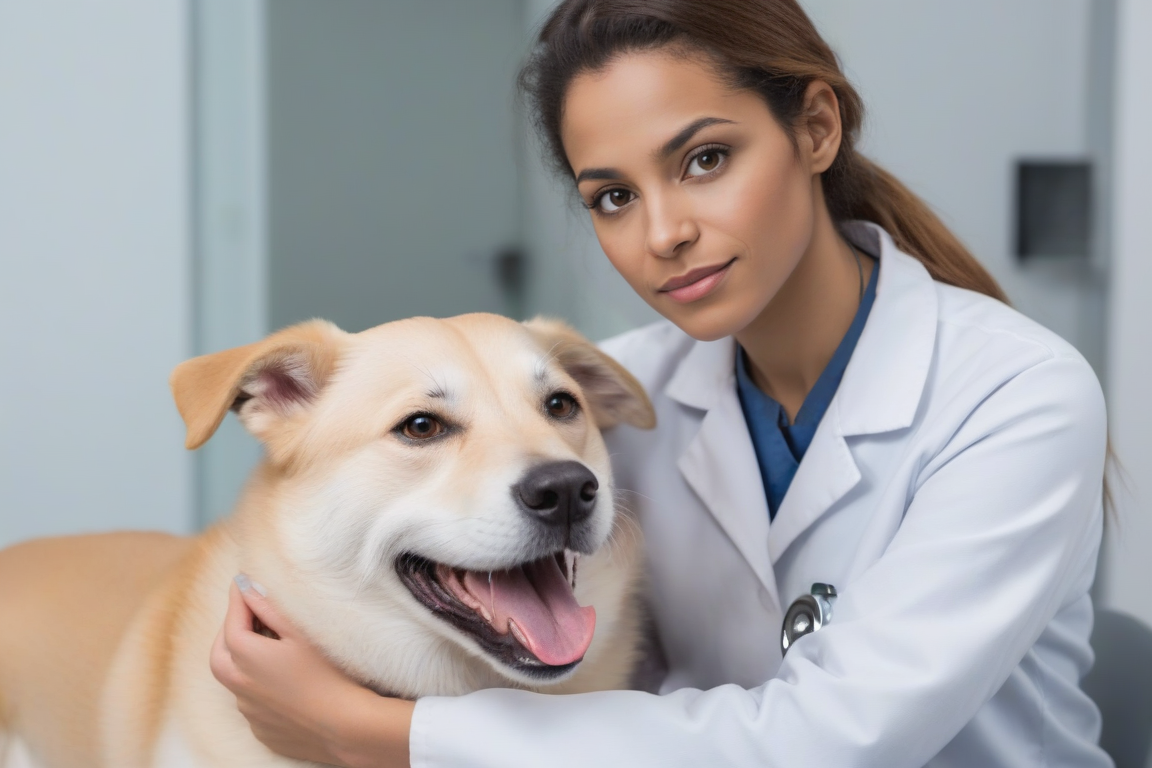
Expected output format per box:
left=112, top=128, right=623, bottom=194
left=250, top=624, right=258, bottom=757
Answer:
left=545, top=392, right=578, bottom=420
left=401, top=414, right=446, bottom=440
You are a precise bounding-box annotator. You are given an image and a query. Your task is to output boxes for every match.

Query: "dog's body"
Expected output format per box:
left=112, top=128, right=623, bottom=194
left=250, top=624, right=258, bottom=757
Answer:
left=0, top=314, right=655, bottom=768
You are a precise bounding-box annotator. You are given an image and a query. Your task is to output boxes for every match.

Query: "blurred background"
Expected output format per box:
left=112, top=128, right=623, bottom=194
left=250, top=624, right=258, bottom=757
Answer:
left=1, top=0, right=1149, bottom=627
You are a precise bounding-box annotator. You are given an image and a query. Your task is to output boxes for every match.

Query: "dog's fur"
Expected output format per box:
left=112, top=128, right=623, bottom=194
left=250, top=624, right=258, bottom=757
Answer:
left=0, top=313, right=655, bottom=768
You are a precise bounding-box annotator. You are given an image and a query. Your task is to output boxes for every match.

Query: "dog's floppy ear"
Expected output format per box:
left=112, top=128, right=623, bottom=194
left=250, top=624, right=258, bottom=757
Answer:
left=524, top=317, right=656, bottom=430
left=170, top=319, right=345, bottom=450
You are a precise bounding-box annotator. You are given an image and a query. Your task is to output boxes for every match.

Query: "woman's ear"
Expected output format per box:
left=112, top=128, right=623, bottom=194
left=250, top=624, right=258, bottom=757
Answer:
left=524, top=317, right=656, bottom=430
left=170, top=319, right=346, bottom=450
left=800, top=80, right=843, bottom=175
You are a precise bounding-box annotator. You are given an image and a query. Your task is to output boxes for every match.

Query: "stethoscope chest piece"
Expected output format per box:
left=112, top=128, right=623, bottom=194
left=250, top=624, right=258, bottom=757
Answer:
left=781, top=583, right=837, bottom=656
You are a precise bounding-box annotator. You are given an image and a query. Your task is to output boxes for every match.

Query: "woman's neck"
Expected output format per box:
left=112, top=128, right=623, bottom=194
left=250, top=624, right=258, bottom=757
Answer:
left=734, top=201, right=873, bottom=422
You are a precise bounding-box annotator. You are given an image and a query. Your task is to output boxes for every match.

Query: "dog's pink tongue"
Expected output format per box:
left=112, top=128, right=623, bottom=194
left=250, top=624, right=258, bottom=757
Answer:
left=463, top=558, right=596, bottom=667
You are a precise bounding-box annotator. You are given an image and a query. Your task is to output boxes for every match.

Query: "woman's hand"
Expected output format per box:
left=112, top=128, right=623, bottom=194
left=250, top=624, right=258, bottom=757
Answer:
left=210, top=575, right=414, bottom=768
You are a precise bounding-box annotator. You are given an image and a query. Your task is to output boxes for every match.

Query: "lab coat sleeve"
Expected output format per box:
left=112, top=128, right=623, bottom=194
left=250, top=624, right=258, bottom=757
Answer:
left=409, top=354, right=1107, bottom=768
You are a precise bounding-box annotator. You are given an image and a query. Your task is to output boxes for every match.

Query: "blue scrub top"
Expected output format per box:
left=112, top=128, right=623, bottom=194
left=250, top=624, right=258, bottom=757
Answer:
left=736, top=255, right=879, bottom=519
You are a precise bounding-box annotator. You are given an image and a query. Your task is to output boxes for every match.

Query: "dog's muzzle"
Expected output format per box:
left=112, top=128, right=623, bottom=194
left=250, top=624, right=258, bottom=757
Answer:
left=396, top=462, right=607, bottom=680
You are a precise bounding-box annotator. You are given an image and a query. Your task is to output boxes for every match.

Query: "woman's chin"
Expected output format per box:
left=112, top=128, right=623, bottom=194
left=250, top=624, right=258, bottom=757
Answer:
left=658, top=302, right=756, bottom=343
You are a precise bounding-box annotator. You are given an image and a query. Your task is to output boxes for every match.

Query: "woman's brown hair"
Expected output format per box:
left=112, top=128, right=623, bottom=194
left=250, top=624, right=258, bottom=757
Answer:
left=518, top=0, right=1008, bottom=303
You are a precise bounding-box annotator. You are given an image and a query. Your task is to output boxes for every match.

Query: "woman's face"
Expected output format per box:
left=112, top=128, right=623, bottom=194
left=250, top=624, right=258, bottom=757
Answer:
left=561, top=50, right=828, bottom=341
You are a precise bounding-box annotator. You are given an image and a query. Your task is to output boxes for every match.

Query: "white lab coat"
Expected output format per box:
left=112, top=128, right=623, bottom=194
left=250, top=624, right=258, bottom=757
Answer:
left=411, top=222, right=1112, bottom=767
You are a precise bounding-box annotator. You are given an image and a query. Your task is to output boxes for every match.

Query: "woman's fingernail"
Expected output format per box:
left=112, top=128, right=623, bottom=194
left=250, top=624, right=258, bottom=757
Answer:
left=234, top=573, right=267, bottom=596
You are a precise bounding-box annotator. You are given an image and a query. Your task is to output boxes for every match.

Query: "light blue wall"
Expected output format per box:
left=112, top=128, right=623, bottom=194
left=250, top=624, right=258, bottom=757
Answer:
left=0, top=0, right=194, bottom=547
left=264, top=0, right=528, bottom=334
left=1102, top=0, right=1152, bottom=628
left=192, top=0, right=269, bottom=526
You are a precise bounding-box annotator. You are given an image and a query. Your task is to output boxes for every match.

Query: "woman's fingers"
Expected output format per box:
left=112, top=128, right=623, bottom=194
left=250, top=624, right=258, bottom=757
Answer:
left=233, top=574, right=294, bottom=641
left=224, top=579, right=255, bottom=634
left=210, top=632, right=251, bottom=693
left=218, top=576, right=312, bottom=686
left=222, top=581, right=261, bottom=658
left=219, top=578, right=280, bottom=676
left=212, top=585, right=252, bottom=689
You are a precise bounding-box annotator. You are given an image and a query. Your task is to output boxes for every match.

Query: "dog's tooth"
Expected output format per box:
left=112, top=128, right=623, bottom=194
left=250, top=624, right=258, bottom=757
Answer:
left=455, top=574, right=495, bottom=624
left=508, top=619, right=530, bottom=649
left=458, top=588, right=487, bottom=618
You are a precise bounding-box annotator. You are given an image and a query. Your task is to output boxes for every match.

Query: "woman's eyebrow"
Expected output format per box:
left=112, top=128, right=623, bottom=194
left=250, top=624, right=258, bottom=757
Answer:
left=655, top=117, right=735, bottom=160
left=574, top=167, right=622, bottom=184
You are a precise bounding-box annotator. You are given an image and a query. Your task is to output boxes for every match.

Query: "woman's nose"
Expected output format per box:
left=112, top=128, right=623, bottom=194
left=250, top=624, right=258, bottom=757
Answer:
left=644, top=194, right=699, bottom=259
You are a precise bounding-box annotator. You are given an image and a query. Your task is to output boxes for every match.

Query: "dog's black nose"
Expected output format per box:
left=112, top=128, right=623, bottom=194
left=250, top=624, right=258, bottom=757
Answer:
left=514, top=461, right=598, bottom=529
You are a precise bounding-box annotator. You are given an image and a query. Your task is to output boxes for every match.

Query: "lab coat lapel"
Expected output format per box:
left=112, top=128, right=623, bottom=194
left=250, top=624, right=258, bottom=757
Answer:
left=767, top=223, right=939, bottom=562
left=666, top=337, right=780, bottom=610
left=766, top=403, right=861, bottom=563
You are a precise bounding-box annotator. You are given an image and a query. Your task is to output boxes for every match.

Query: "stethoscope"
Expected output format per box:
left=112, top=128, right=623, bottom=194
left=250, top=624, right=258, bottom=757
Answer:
left=781, top=583, right=837, bottom=656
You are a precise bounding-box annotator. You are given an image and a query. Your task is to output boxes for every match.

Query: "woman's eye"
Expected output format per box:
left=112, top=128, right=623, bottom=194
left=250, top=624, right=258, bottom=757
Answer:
left=686, top=149, right=726, bottom=177
left=401, top=414, right=446, bottom=440
left=545, top=392, right=578, bottom=419
left=596, top=189, right=634, bottom=214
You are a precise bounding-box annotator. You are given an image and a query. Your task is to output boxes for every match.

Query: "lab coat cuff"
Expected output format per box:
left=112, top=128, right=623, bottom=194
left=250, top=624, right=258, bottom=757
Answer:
left=411, top=692, right=530, bottom=767
left=409, top=696, right=443, bottom=768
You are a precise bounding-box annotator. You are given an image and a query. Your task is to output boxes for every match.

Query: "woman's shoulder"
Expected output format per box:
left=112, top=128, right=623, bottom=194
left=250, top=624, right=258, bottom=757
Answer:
left=933, top=281, right=1085, bottom=363
left=927, top=281, right=1105, bottom=429
left=868, top=220, right=1099, bottom=397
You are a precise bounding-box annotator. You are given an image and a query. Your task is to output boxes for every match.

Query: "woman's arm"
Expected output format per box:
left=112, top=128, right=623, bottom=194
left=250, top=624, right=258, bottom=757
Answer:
left=212, top=580, right=413, bottom=768
left=218, top=354, right=1105, bottom=768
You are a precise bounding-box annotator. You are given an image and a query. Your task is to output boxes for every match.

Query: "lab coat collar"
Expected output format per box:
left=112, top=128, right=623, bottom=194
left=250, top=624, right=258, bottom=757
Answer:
left=663, top=332, right=731, bottom=412
left=665, top=222, right=939, bottom=570
left=831, top=222, right=938, bottom=438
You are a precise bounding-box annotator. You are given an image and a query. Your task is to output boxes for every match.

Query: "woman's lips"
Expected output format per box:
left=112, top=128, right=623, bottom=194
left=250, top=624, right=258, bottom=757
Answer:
left=658, top=258, right=736, bottom=304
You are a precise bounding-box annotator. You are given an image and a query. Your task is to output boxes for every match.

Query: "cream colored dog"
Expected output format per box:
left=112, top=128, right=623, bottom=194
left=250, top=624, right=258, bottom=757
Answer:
left=0, top=313, right=654, bottom=768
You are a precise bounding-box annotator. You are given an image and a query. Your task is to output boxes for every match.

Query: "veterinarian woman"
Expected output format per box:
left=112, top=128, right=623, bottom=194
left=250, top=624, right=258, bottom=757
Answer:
left=210, top=1, right=1112, bottom=765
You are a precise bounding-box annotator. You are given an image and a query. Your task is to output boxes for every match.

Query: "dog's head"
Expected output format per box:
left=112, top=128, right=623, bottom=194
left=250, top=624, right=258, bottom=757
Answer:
left=171, top=313, right=654, bottom=687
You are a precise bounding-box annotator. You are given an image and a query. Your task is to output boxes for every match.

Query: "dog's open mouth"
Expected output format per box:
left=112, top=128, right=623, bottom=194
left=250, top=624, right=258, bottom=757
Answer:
left=396, top=550, right=595, bottom=679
